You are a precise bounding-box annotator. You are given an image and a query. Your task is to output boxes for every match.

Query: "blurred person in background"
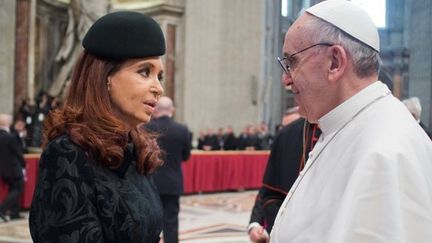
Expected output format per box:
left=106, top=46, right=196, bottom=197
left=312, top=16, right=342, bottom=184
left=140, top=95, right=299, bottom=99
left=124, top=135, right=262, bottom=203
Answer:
left=0, top=114, right=26, bottom=222
left=197, top=129, right=207, bottom=150
left=257, top=122, right=273, bottom=150
left=402, top=97, right=432, bottom=139
left=223, top=125, right=238, bottom=150
left=146, top=96, right=191, bottom=243
left=275, top=107, right=301, bottom=133
left=236, top=126, right=249, bottom=150
left=281, top=107, right=301, bottom=127
left=31, top=92, right=51, bottom=147
left=10, top=119, right=28, bottom=153
left=238, top=125, right=261, bottom=150
left=202, top=127, right=219, bottom=151
left=216, top=127, right=225, bottom=150
left=17, top=98, right=34, bottom=147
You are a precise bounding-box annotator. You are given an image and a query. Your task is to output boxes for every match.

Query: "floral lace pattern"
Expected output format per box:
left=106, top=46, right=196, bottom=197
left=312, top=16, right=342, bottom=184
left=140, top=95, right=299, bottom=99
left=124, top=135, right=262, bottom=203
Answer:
left=29, top=135, right=163, bottom=243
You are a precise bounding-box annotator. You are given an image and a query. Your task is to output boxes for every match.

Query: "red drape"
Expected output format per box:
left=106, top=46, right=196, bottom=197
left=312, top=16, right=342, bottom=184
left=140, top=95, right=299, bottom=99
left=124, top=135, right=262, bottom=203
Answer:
left=0, top=151, right=269, bottom=209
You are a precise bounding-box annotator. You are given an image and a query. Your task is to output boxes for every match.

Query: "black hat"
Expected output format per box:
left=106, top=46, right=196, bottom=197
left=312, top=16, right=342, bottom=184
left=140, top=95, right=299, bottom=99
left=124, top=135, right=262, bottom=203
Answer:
left=82, top=11, right=166, bottom=59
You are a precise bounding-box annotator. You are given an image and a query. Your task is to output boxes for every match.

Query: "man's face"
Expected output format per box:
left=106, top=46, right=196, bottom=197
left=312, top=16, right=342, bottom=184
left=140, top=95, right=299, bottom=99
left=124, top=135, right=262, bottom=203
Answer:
left=282, top=15, right=330, bottom=123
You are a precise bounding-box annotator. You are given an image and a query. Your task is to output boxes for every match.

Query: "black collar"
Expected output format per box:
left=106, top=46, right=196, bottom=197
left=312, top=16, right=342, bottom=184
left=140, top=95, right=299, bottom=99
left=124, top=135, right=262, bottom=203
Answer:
left=112, top=143, right=135, bottom=178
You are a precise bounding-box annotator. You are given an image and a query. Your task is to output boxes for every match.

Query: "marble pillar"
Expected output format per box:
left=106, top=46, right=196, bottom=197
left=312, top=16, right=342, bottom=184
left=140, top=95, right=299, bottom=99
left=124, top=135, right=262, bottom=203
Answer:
left=0, top=0, right=16, bottom=115
left=15, top=0, right=31, bottom=111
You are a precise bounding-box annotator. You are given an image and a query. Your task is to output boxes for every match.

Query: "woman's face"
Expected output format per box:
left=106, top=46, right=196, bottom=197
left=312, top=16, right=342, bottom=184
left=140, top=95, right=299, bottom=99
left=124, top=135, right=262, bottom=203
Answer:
left=108, top=57, right=164, bottom=128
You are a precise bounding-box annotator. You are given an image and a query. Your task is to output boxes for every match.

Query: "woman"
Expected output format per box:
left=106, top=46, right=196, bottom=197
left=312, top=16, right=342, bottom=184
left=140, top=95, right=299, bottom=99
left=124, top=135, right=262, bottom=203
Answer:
left=29, top=11, right=166, bottom=243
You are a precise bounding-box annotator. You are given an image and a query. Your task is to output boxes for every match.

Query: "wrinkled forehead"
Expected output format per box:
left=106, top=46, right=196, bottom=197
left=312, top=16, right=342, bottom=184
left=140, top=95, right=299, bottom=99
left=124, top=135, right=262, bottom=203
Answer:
left=284, top=14, right=315, bottom=50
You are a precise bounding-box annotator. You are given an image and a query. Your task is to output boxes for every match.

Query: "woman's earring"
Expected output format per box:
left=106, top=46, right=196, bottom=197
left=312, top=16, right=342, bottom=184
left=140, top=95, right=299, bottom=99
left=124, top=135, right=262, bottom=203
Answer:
left=107, top=79, right=111, bottom=91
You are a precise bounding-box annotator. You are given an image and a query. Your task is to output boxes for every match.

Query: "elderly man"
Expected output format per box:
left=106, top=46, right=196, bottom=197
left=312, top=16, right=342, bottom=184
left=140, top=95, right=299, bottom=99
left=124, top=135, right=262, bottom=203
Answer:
left=0, top=114, right=26, bottom=222
left=146, top=96, right=191, bottom=243
left=402, top=97, right=432, bottom=139
left=271, top=1, right=432, bottom=243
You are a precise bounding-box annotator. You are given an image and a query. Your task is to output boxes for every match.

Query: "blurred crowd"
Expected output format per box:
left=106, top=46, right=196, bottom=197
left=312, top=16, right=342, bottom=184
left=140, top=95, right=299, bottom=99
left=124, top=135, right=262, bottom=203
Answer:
left=197, top=124, right=278, bottom=151
left=196, top=107, right=301, bottom=151
left=12, top=92, right=62, bottom=151
left=7, top=92, right=431, bottom=154
left=197, top=123, right=273, bottom=151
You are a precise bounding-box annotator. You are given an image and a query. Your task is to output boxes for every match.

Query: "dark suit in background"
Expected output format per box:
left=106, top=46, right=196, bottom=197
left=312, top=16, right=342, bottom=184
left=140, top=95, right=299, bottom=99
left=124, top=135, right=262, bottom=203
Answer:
left=146, top=115, right=191, bottom=243
left=0, top=128, right=26, bottom=220
left=223, top=132, right=238, bottom=150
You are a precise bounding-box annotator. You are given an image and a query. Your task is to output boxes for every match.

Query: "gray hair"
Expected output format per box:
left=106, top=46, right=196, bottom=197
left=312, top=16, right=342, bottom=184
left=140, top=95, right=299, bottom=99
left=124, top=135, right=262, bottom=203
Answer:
left=306, top=16, right=381, bottom=78
left=155, top=96, right=174, bottom=117
left=0, top=114, right=12, bottom=128
left=402, top=97, right=422, bottom=121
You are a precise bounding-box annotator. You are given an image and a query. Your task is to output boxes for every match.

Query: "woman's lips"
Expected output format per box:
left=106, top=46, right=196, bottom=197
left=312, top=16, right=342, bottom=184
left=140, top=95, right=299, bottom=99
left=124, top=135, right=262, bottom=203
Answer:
left=143, top=102, right=155, bottom=113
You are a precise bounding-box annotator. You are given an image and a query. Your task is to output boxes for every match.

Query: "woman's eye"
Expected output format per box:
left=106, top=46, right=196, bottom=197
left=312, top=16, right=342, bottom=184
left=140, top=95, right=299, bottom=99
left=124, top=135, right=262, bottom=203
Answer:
left=158, top=74, right=164, bottom=82
left=139, top=68, right=151, bottom=78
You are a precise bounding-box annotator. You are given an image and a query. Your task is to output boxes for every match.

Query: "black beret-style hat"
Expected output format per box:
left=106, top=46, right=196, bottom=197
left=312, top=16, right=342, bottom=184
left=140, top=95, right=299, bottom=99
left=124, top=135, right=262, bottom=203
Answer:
left=82, top=11, right=166, bottom=59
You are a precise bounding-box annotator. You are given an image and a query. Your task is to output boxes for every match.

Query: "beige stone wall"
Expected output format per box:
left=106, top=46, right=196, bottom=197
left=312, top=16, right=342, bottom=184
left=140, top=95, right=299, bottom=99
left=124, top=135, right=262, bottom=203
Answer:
left=181, top=0, right=264, bottom=137
left=0, top=0, right=16, bottom=115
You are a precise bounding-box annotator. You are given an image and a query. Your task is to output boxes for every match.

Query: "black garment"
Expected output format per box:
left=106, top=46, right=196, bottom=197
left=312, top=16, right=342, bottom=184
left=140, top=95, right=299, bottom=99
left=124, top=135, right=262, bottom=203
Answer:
left=29, top=135, right=163, bottom=243
left=146, top=116, right=192, bottom=195
left=203, top=134, right=220, bottom=150
left=197, top=137, right=205, bottom=150
left=10, top=128, right=27, bottom=154
left=0, top=129, right=25, bottom=219
left=159, top=195, right=180, bottom=243
left=0, top=130, right=26, bottom=178
left=31, top=104, right=50, bottom=147
left=17, top=101, right=35, bottom=146
left=249, top=118, right=321, bottom=232
left=236, top=134, right=248, bottom=150
left=223, top=133, right=238, bottom=150
left=237, top=134, right=262, bottom=150
left=146, top=116, right=191, bottom=243
left=259, top=133, right=274, bottom=150
left=420, top=122, right=432, bottom=139
left=0, top=177, right=24, bottom=219
left=247, top=135, right=262, bottom=150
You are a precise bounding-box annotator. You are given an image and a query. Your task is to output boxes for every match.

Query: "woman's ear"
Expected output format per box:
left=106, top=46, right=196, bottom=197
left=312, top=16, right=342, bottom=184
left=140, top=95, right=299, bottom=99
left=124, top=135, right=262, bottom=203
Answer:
left=328, top=45, right=347, bottom=82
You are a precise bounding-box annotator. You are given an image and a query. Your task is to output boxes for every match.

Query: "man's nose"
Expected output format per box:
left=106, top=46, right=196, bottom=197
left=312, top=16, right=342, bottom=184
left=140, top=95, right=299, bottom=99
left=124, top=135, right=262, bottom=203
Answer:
left=282, top=72, right=293, bottom=87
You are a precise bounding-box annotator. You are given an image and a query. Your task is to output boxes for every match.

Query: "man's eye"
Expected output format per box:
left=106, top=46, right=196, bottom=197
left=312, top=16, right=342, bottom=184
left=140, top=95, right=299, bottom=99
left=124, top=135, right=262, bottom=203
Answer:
left=287, top=57, right=295, bottom=65
left=287, top=57, right=297, bottom=67
left=139, top=68, right=151, bottom=77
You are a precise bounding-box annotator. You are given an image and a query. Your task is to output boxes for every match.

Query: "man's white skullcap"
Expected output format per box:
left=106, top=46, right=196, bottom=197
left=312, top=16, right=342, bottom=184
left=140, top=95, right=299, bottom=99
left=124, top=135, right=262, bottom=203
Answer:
left=306, top=0, right=380, bottom=52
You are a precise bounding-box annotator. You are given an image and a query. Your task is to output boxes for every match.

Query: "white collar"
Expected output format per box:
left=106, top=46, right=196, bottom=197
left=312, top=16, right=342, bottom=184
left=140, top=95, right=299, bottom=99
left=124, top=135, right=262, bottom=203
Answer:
left=318, top=81, right=391, bottom=136
left=0, top=127, right=10, bottom=133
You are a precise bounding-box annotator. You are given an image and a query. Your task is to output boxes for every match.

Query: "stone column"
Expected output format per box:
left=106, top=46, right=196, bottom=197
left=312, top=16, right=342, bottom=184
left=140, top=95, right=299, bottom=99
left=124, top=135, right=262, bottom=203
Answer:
left=409, top=0, right=432, bottom=127
left=0, top=0, right=16, bottom=115
left=14, top=0, right=31, bottom=111
left=165, top=23, right=177, bottom=100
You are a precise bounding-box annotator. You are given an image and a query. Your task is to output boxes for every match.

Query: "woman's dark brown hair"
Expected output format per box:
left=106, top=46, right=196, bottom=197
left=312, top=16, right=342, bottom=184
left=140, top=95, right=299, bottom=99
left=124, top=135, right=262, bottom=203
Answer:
left=43, top=51, right=163, bottom=175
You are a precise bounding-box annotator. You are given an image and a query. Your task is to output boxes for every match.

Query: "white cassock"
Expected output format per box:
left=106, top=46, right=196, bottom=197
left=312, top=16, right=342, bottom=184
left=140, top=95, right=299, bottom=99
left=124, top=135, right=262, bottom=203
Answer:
left=270, top=81, right=432, bottom=243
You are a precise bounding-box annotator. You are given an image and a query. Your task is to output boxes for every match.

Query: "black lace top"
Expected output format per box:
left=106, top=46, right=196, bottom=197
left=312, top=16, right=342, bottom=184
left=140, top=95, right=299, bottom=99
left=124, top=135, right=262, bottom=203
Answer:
left=29, top=135, right=163, bottom=243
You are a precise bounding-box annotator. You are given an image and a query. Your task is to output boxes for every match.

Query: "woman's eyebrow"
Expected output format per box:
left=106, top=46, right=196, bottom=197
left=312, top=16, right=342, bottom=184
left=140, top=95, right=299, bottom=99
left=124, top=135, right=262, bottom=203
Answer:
left=136, top=61, right=154, bottom=69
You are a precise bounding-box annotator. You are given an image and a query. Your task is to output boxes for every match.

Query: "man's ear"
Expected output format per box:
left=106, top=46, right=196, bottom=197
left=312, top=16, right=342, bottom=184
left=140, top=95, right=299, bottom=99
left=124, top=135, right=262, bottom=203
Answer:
left=328, top=45, right=347, bottom=82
